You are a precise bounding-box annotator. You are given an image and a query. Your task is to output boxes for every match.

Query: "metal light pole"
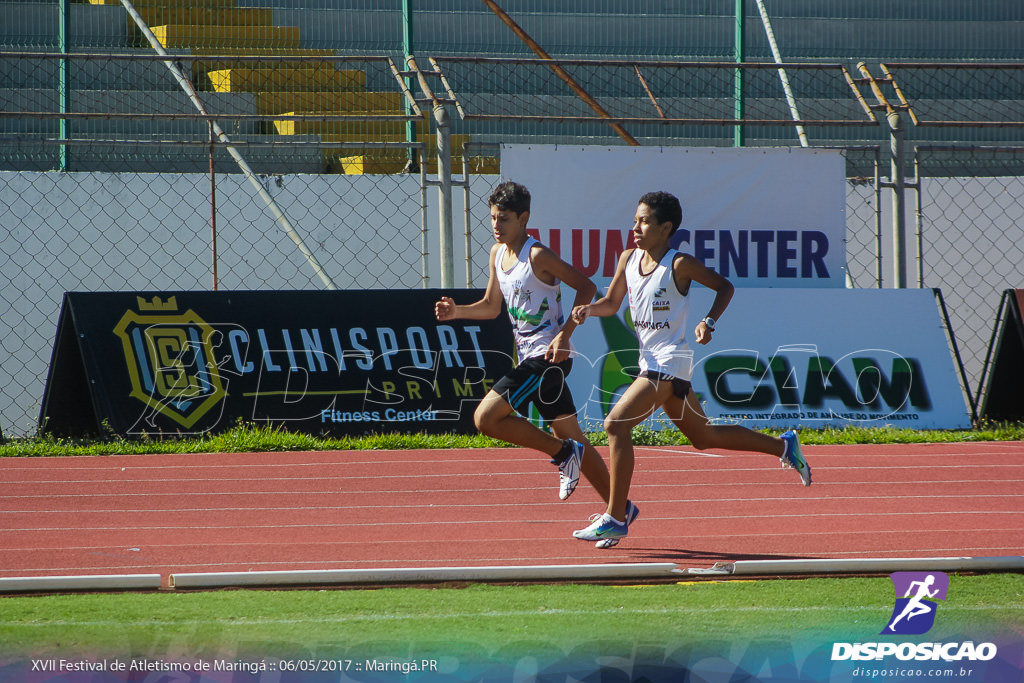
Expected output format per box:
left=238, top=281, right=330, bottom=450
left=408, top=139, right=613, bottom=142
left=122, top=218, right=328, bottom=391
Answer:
left=734, top=0, right=745, bottom=147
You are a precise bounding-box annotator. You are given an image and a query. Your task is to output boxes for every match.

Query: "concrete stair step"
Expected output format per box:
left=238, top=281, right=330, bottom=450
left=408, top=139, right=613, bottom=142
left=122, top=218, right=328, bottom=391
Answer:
left=152, top=24, right=301, bottom=49
left=329, top=151, right=499, bottom=175
left=321, top=132, right=469, bottom=145
left=250, top=90, right=404, bottom=115
left=273, top=113, right=425, bottom=136
left=207, top=66, right=365, bottom=93
left=322, top=133, right=498, bottom=175
left=88, top=0, right=239, bottom=8
left=135, top=7, right=276, bottom=27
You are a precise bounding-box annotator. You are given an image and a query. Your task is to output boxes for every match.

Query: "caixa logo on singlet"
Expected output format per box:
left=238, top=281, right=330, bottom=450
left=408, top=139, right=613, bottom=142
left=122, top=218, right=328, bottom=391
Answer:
left=832, top=572, right=998, bottom=663
left=113, top=296, right=227, bottom=430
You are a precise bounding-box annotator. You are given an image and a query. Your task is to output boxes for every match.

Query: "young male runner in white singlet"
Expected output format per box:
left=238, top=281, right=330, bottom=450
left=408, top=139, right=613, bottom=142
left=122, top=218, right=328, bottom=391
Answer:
left=435, top=181, right=616, bottom=508
left=570, top=191, right=811, bottom=545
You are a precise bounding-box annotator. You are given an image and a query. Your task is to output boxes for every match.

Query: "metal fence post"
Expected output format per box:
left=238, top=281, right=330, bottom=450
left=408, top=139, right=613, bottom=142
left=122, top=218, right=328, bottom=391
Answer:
left=913, top=151, right=924, bottom=288
left=857, top=62, right=911, bottom=289
left=58, top=0, right=69, bottom=171
left=402, top=0, right=419, bottom=173
left=734, top=0, right=745, bottom=147
left=434, top=100, right=454, bottom=288
left=208, top=121, right=218, bottom=291
left=888, top=109, right=907, bottom=288
left=462, top=145, right=473, bottom=288
left=408, top=56, right=455, bottom=288
left=419, top=159, right=429, bottom=289
left=874, top=156, right=883, bottom=288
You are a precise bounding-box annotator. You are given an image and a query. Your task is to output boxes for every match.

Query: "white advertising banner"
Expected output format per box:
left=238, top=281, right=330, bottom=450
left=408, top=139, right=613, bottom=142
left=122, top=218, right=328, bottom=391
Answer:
left=567, top=288, right=972, bottom=431
left=501, top=144, right=847, bottom=288
left=499, top=145, right=973, bottom=430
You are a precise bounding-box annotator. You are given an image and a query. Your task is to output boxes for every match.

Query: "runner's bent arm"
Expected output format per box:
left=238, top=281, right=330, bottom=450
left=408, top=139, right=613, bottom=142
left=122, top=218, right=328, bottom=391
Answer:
left=434, top=244, right=505, bottom=321
left=570, top=249, right=632, bottom=324
left=531, top=245, right=597, bottom=362
left=674, top=253, right=734, bottom=345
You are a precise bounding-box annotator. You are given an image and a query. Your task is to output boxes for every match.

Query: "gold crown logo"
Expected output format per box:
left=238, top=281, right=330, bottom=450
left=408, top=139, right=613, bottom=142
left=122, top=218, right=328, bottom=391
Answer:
left=135, top=296, right=178, bottom=312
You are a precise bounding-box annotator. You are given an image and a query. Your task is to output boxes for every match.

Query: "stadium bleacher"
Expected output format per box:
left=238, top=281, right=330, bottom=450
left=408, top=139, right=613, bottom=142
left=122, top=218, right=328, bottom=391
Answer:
left=1, top=0, right=1022, bottom=173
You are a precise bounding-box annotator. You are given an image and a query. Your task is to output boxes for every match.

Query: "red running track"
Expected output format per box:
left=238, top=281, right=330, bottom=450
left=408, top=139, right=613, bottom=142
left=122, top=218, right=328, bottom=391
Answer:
left=1, top=441, right=1022, bottom=585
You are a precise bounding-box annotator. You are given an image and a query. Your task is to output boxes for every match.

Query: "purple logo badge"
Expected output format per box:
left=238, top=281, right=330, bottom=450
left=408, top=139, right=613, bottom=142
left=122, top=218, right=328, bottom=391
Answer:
left=881, top=571, right=950, bottom=635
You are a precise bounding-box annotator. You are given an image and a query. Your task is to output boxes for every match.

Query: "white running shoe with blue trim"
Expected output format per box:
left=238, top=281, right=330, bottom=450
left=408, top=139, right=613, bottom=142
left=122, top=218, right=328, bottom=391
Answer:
left=625, top=500, right=640, bottom=525
left=592, top=501, right=640, bottom=549
left=573, top=513, right=628, bottom=542
left=780, top=430, right=812, bottom=486
left=556, top=439, right=583, bottom=500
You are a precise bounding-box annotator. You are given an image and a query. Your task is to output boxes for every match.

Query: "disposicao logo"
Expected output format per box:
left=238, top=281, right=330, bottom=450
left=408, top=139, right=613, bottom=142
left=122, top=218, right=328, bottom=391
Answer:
left=882, top=571, right=949, bottom=635
left=831, top=571, right=999, bottom=664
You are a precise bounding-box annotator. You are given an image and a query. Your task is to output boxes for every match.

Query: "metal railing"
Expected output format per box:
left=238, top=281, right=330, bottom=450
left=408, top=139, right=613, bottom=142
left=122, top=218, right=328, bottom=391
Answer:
left=1, top=52, right=1022, bottom=436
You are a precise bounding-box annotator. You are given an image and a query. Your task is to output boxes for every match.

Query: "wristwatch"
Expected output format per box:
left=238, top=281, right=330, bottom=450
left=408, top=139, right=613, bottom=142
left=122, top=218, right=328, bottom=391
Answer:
left=701, top=316, right=716, bottom=331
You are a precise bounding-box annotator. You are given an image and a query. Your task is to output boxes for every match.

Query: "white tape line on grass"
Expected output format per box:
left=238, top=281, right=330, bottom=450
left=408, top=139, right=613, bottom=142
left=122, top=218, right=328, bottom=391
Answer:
left=0, top=574, right=162, bottom=593
left=689, top=555, right=1024, bottom=575
left=169, top=563, right=683, bottom=589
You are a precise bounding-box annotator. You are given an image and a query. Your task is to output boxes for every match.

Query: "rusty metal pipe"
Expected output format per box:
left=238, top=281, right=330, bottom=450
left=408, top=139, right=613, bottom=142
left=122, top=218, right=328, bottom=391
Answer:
left=479, top=0, right=639, bottom=146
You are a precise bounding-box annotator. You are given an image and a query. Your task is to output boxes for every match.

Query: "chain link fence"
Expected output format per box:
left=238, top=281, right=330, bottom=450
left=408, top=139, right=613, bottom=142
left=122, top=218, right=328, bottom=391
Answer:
left=430, top=57, right=879, bottom=148
left=914, top=146, right=1024, bottom=403
left=2, top=51, right=1023, bottom=436
left=842, top=147, right=884, bottom=289
left=0, top=51, right=450, bottom=436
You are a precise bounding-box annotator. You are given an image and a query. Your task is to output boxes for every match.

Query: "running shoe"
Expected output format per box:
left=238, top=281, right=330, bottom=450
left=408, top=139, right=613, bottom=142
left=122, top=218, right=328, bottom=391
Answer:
left=594, top=501, right=640, bottom=549
left=556, top=439, right=583, bottom=500
left=624, top=499, right=640, bottom=525
left=575, top=500, right=639, bottom=531
left=573, top=513, right=628, bottom=541
left=780, top=430, right=812, bottom=486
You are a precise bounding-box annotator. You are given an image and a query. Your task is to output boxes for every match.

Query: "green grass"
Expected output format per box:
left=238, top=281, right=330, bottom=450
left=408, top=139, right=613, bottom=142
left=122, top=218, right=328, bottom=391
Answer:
left=2, top=420, right=1023, bottom=458
left=2, top=575, right=1021, bottom=659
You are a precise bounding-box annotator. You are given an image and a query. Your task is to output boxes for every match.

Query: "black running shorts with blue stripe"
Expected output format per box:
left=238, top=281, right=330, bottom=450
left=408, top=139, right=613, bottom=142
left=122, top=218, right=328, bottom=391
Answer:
left=641, top=370, right=693, bottom=399
left=491, top=357, right=577, bottom=422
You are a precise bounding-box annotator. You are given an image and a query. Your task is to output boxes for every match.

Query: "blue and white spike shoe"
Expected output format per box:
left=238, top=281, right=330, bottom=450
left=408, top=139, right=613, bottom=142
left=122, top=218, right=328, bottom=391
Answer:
left=780, top=430, right=812, bottom=486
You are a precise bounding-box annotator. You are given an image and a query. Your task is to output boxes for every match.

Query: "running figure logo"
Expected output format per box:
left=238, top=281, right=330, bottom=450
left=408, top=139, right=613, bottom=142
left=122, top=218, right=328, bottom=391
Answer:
left=881, top=571, right=950, bottom=635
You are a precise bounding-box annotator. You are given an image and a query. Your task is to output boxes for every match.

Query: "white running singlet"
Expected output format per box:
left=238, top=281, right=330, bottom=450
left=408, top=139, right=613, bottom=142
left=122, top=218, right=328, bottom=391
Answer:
left=495, top=236, right=568, bottom=361
left=626, top=248, right=694, bottom=381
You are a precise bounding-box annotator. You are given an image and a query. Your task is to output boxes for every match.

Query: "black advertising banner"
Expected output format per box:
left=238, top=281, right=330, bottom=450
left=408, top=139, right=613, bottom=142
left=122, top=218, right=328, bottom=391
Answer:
left=40, top=290, right=513, bottom=438
left=979, top=289, right=1024, bottom=422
